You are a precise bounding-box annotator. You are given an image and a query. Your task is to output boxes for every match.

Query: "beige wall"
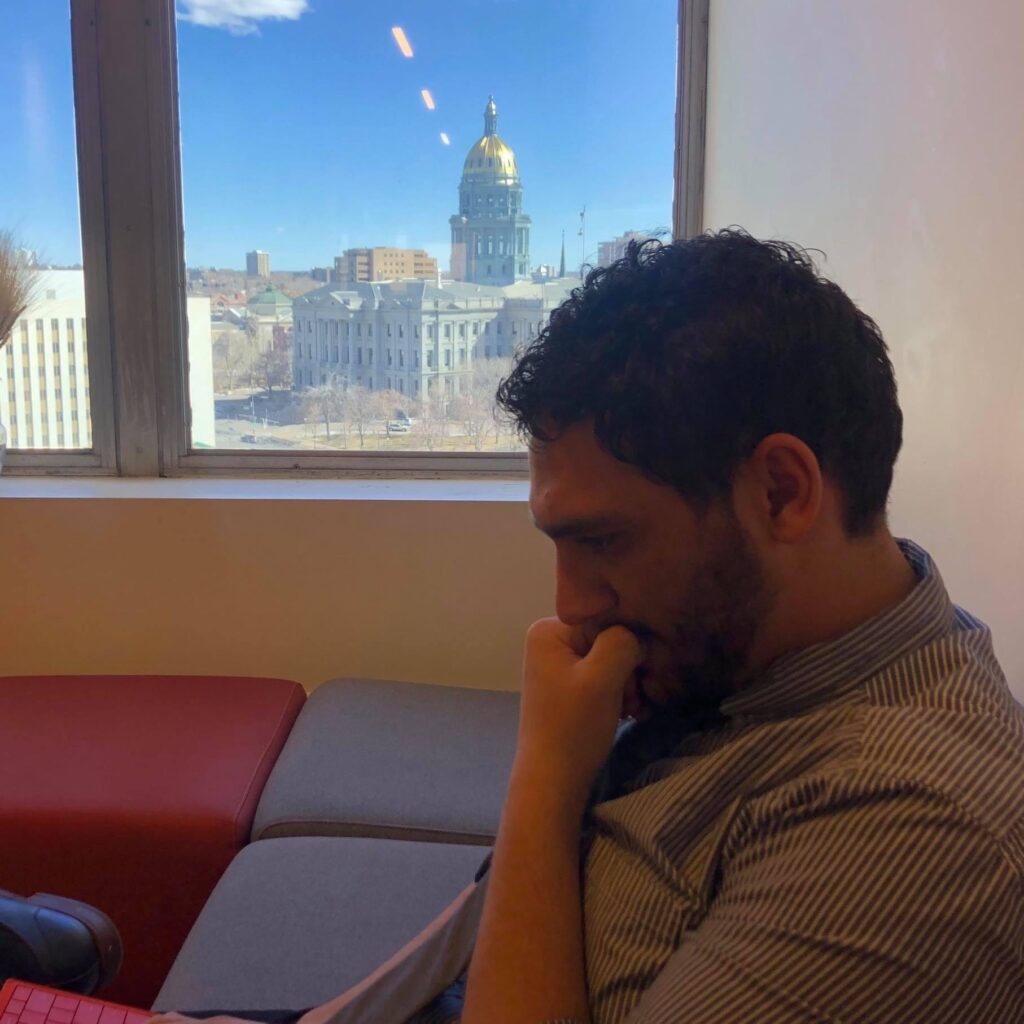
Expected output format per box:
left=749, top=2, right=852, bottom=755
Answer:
left=1, top=493, right=553, bottom=692
left=705, top=0, right=1024, bottom=696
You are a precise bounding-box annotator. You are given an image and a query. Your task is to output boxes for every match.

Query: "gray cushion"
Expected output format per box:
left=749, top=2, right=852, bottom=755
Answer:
left=152, top=835, right=488, bottom=1012
left=251, top=678, right=520, bottom=844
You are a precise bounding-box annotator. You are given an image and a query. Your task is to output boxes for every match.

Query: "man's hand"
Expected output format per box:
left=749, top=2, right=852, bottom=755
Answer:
left=514, top=617, right=644, bottom=803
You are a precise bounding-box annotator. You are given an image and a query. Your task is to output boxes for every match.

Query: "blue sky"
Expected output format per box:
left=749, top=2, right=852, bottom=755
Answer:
left=4, top=1, right=676, bottom=272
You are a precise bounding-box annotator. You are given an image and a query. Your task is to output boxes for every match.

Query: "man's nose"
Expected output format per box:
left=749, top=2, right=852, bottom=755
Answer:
left=555, top=553, right=616, bottom=629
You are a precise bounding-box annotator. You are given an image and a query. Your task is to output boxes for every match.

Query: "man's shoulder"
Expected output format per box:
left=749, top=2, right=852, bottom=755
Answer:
left=854, top=619, right=1024, bottom=838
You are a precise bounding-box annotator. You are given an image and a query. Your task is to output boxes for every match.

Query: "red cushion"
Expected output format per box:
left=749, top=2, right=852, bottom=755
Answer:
left=0, top=675, right=306, bottom=1008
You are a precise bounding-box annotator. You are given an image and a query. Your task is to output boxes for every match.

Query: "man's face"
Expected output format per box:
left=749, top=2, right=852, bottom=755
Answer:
left=529, top=421, right=777, bottom=721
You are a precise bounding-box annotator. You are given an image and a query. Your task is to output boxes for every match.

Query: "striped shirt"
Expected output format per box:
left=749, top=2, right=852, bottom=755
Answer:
left=414, top=538, right=1024, bottom=1023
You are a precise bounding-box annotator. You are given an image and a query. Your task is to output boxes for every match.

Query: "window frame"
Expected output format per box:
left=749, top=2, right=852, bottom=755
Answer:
left=4, top=0, right=707, bottom=478
left=3, top=0, right=118, bottom=475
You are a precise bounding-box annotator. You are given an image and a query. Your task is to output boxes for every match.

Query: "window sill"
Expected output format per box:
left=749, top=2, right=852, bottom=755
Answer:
left=0, top=475, right=530, bottom=502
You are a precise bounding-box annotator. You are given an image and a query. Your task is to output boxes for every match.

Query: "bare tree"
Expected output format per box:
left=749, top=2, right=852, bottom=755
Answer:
left=253, top=326, right=293, bottom=395
left=344, top=384, right=377, bottom=448
left=212, top=330, right=248, bottom=393
left=302, top=383, right=347, bottom=441
left=413, top=384, right=449, bottom=451
left=373, top=389, right=411, bottom=441
left=242, top=313, right=264, bottom=388
left=450, top=358, right=511, bottom=450
left=254, top=346, right=290, bottom=394
left=450, top=392, right=488, bottom=451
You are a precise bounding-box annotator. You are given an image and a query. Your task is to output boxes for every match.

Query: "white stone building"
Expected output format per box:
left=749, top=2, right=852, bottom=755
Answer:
left=292, top=278, right=573, bottom=401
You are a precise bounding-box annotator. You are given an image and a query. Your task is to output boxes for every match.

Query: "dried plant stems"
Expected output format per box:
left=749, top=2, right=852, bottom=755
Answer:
left=0, top=230, right=40, bottom=351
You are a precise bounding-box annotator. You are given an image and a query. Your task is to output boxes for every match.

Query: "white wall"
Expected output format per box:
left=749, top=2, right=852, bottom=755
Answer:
left=704, top=0, right=1024, bottom=695
left=186, top=296, right=215, bottom=447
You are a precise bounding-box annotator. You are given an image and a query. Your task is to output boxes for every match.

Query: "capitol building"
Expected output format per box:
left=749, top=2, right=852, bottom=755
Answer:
left=292, top=97, right=572, bottom=402
left=449, top=97, right=531, bottom=286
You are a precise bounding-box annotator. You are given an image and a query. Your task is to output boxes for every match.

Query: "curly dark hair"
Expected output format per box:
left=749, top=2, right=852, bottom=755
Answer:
left=496, top=228, right=903, bottom=537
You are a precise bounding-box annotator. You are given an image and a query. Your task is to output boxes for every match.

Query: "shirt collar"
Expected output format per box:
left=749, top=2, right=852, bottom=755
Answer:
left=719, top=538, right=956, bottom=720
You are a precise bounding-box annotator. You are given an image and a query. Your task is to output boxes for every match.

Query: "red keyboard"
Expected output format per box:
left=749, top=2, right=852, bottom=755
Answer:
left=0, top=981, right=153, bottom=1024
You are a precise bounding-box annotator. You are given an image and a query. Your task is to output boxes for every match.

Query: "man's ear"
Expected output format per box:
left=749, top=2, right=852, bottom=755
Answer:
left=743, top=433, right=823, bottom=542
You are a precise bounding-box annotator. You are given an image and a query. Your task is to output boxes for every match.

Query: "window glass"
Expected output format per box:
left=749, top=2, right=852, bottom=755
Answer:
left=177, top=0, right=675, bottom=452
left=0, top=7, right=93, bottom=451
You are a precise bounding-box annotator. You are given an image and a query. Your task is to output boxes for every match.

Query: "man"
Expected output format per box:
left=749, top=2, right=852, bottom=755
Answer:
left=462, top=229, right=1024, bottom=1022
left=162, top=231, right=1024, bottom=1023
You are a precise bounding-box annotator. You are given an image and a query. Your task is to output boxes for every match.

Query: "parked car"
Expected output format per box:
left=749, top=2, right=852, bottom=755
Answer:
left=387, top=421, right=411, bottom=433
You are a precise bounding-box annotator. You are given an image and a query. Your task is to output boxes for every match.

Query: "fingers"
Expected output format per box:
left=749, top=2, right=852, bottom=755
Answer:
left=579, top=625, right=644, bottom=686
left=526, top=616, right=590, bottom=658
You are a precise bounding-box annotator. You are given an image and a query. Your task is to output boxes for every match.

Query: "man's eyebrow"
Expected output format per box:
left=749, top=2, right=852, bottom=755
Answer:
left=530, top=515, right=627, bottom=539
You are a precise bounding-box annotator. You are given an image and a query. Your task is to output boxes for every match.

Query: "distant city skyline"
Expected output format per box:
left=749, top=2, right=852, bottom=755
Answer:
left=4, top=2, right=676, bottom=272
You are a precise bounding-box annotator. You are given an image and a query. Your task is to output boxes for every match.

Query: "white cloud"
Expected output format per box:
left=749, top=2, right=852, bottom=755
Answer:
left=177, top=0, right=311, bottom=35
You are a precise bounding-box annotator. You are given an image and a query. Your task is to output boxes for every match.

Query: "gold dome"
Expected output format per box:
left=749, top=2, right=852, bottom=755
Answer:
left=461, top=97, right=519, bottom=183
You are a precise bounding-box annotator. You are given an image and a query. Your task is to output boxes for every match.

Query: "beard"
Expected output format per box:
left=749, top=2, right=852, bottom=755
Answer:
left=629, top=508, right=777, bottom=724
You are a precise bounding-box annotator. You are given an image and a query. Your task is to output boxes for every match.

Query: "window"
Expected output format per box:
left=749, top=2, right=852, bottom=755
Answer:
left=444, top=350, right=451, bottom=368
left=1, top=1, right=693, bottom=471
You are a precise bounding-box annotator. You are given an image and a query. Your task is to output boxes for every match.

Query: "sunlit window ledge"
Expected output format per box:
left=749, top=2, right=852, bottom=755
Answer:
left=0, top=476, right=530, bottom=503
